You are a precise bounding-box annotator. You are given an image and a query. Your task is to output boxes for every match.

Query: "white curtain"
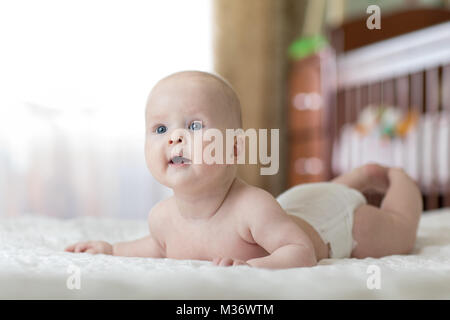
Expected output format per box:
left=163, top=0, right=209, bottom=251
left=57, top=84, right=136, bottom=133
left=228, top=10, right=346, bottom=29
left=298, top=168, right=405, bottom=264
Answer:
left=0, top=0, right=213, bottom=218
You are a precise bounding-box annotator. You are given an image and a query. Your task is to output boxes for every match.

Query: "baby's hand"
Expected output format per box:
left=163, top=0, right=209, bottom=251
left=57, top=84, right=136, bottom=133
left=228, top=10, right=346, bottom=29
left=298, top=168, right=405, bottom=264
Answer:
left=65, top=241, right=113, bottom=255
left=212, top=257, right=250, bottom=267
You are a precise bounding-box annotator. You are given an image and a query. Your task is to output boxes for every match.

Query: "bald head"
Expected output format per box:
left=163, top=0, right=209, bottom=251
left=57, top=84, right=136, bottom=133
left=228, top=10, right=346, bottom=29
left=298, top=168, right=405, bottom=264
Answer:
left=146, top=71, right=242, bottom=129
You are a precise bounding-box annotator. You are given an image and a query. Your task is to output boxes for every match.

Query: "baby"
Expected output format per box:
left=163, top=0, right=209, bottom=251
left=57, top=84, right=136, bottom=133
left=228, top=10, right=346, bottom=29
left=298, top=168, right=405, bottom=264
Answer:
left=65, top=71, right=423, bottom=269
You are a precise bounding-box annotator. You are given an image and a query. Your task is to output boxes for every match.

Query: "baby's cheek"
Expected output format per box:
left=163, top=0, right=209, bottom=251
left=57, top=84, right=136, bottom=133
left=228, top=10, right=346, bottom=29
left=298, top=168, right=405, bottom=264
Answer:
left=145, top=140, right=165, bottom=171
left=188, top=135, right=204, bottom=163
left=196, top=139, right=230, bottom=165
left=144, top=142, right=155, bottom=168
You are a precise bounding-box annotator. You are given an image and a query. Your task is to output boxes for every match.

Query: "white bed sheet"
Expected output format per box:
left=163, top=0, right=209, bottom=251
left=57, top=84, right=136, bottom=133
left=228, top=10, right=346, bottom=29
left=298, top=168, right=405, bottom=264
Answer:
left=1, top=208, right=450, bottom=299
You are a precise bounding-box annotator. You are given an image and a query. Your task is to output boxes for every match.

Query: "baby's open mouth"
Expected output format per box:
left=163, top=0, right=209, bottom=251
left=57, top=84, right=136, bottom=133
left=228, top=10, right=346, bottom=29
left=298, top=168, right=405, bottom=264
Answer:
left=169, top=156, right=191, bottom=165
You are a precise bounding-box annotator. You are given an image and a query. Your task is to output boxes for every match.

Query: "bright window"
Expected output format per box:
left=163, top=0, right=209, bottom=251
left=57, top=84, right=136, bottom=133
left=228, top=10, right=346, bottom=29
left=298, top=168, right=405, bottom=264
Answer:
left=0, top=0, right=213, bottom=218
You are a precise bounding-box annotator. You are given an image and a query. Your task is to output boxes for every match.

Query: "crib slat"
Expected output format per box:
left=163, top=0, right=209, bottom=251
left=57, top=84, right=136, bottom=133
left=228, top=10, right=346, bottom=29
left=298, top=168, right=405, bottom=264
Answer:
left=410, top=71, right=425, bottom=208
left=366, top=83, right=379, bottom=207
left=425, top=68, right=439, bottom=210
left=395, top=76, right=409, bottom=111
left=344, top=89, right=353, bottom=171
left=443, top=65, right=450, bottom=208
left=395, top=76, right=409, bottom=171
left=383, top=79, right=396, bottom=174
left=369, top=82, right=382, bottom=105
left=364, top=82, right=379, bottom=207
left=382, top=79, right=395, bottom=106
left=361, top=84, right=369, bottom=109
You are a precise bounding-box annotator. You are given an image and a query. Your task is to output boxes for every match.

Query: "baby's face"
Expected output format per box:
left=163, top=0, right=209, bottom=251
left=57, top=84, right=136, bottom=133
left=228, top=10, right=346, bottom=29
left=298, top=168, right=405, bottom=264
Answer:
left=145, top=75, right=237, bottom=190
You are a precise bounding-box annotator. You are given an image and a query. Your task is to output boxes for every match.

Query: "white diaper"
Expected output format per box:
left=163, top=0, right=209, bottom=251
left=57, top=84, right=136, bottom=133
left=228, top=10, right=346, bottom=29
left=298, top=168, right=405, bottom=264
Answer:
left=276, top=182, right=367, bottom=259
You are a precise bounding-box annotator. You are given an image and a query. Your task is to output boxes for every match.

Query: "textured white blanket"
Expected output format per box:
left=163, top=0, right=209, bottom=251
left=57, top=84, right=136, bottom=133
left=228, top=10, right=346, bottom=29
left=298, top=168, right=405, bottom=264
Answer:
left=1, top=209, right=450, bottom=299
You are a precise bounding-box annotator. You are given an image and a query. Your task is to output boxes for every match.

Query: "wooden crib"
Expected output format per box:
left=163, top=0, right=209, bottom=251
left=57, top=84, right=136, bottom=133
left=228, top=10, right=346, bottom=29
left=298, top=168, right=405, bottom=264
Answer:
left=326, top=21, right=450, bottom=210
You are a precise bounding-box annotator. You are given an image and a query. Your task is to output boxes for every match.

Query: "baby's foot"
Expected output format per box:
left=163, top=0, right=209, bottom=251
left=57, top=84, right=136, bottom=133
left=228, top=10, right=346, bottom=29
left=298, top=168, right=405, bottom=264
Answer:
left=360, top=163, right=390, bottom=193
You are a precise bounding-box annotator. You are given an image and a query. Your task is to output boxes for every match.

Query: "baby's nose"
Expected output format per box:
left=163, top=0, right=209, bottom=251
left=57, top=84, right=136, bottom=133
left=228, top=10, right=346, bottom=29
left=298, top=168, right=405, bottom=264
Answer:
left=168, top=136, right=183, bottom=145
left=168, top=128, right=189, bottom=146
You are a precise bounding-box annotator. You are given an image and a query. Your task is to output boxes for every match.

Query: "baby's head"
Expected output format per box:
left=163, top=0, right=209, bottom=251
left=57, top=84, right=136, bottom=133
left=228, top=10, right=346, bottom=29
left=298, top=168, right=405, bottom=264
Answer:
left=145, top=71, right=242, bottom=192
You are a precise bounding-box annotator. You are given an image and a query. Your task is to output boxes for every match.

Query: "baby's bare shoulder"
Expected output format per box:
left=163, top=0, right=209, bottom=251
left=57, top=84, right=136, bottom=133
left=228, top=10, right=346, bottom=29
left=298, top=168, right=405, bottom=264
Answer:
left=232, top=183, right=299, bottom=247
left=233, top=183, right=284, bottom=218
left=147, top=197, right=174, bottom=236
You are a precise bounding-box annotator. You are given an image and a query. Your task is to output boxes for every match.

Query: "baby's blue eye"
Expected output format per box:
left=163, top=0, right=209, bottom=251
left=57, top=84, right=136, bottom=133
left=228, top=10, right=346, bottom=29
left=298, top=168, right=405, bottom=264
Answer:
left=189, top=121, right=202, bottom=131
left=156, top=125, right=167, bottom=134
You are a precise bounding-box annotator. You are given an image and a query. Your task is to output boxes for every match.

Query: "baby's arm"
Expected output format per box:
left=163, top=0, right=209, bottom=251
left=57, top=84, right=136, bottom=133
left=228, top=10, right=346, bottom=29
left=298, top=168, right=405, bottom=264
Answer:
left=112, top=235, right=164, bottom=257
left=65, top=235, right=163, bottom=258
left=65, top=204, right=166, bottom=258
left=243, top=190, right=317, bottom=269
left=113, top=206, right=166, bottom=257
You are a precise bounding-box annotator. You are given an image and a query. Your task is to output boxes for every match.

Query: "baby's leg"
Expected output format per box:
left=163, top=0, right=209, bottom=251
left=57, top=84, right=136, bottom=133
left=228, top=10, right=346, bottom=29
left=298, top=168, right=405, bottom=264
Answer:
left=331, top=163, right=389, bottom=193
left=333, top=164, right=423, bottom=258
